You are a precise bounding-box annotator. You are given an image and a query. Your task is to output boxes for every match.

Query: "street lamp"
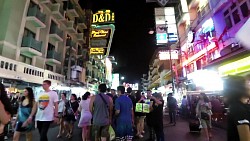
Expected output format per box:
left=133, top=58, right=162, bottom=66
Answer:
left=121, top=76, right=125, bottom=80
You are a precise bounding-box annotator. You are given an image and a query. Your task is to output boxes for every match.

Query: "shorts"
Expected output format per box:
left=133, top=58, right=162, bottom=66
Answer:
left=15, top=121, right=33, bottom=132
left=93, top=125, right=109, bottom=138
left=64, top=115, right=76, bottom=124
left=136, top=116, right=146, bottom=123
left=200, top=119, right=212, bottom=128
left=115, top=123, right=133, bottom=140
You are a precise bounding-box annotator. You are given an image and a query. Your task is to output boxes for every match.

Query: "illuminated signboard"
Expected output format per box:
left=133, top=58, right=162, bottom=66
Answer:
left=111, top=73, right=120, bottom=89
left=154, top=7, right=178, bottom=44
left=91, top=39, right=107, bottom=47
left=92, top=9, right=115, bottom=24
left=159, top=50, right=179, bottom=60
left=91, top=29, right=110, bottom=38
left=90, top=48, right=106, bottom=55
left=218, top=55, right=250, bottom=76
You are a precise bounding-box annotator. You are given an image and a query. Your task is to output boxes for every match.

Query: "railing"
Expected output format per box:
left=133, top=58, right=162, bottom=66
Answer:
left=47, top=50, right=61, bottom=61
left=21, top=36, right=42, bottom=52
left=50, top=26, right=63, bottom=39
left=51, top=4, right=64, bottom=16
left=27, top=6, right=46, bottom=24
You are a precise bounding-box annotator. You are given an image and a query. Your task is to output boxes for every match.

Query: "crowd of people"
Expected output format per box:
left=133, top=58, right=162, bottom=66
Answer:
left=0, top=75, right=249, bottom=141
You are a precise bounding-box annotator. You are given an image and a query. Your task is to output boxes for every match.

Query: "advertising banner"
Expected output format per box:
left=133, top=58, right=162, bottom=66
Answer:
left=154, top=7, right=178, bottom=44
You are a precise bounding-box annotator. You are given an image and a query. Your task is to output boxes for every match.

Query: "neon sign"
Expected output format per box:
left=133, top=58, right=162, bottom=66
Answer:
left=92, top=10, right=115, bottom=24
left=90, top=48, right=105, bottom=55
left=218, top=56, right=250, bottom=76
left=182, top=42, right=216, bottom=66
left=91, top=29, right=110, bottom=38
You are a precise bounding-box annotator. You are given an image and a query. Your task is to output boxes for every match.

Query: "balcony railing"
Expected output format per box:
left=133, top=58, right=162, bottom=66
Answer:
left=27, top=6, right=46, bottom=24
left=50, top=26, right=63, bottom=39
left=21, top=36, right=42, bottom=52
left=47, top=50, right=61, bottom=61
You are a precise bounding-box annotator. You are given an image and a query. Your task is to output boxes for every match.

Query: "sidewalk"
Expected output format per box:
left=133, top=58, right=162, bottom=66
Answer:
left=7, top=117, right=226, bottom=141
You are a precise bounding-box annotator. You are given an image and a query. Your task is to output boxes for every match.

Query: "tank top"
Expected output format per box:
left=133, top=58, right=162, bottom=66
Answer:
left=93, top=94, right=110, bottom=126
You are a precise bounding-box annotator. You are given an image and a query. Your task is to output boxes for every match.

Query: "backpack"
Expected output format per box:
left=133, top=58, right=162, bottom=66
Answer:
left=168, top=97, right=177, bottom=109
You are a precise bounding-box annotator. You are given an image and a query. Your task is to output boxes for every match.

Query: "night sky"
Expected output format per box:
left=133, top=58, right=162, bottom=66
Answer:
left=80, top=0, right=157, bottom=83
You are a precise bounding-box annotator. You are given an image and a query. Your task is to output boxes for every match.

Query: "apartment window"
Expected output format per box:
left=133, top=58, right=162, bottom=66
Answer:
left=29, top=1, right=38, bottom=8
left=50, top=20, right=57, bottom=33
left=48, top=43, right=55, bottom=51
left=223, top=0, right=250, bottom=29
left=51, top=0, right=56, bottom=4
left=23, top=28, right=35, bottom=38
left=241, top=2, right=249, bottom=17
left=46, top=64, right=53, bottom=71
left=19, top=55, right=32, bottom=65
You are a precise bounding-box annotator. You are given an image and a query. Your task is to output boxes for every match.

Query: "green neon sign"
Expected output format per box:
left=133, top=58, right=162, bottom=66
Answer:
left=218, top=55, right=250, bottom=76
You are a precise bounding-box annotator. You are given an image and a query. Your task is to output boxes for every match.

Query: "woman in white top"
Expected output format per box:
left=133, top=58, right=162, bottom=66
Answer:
left=57, top=93, right=67, bottom=138
left=78, top=92, right=92, bottom=141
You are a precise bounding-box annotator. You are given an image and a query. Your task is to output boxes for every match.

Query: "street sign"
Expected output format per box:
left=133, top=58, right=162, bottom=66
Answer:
left=92, top=9, right=115, bottom=25
left=89, top=48, right=106, bottom=55
left=91, top=29, right=110, bottom=38
left=90, top=39, right=108, bottom=47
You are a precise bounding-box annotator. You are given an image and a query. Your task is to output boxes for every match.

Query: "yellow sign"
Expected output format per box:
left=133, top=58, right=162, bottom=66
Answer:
left=93, top=10, right=115, bottom=24
left=91, top=29, right=110, bottom=38
left=218, top=55, right=250, bottom=76
left=90, top=48, right=105, bottom=55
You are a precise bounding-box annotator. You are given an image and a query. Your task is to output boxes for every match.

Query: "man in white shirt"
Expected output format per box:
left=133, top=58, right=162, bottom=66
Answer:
left=28, top=80, right=59, bottom=141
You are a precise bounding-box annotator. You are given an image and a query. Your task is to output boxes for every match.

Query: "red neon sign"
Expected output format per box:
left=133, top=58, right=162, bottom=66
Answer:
left=182, top=42, right=217, bottom=66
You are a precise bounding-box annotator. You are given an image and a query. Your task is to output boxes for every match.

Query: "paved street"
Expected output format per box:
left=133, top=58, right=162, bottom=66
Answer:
left=6, top=117, right=226, bottom=141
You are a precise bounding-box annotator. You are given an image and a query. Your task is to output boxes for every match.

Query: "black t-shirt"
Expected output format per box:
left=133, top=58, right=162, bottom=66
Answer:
left=152, top=100, right=164, bottom=124
left=65, top=101, right=79, bottom=115
left=146, top=99, right=155, bottom=126
left=227, top=101, right=250, bottom=141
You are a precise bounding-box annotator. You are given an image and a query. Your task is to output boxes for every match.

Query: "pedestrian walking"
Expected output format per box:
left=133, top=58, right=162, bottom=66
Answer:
left=13, top=87, right=35, bottom=141
left=0, top=83, right=12, bottom=141
left=196, top=93, right=212, bottom=141
left=57, top=93, right=67, bottom=138
left=115, top=86, right=134, bottom=141
left=78, top=92, right=92, bottom=141
left=167, top=93, right=177, bottom=125
left=135, top=91, right=146, bottom=138
left=89, top=84, right=113, bottom=141
left=152, top=93, right=164, bottom=141
left=146, top=90, right=163, bottom=140
left=64, top=94, right=79, bottom=138
left=28, top=80, right=59, bottom=141
left=224, top=75, right=250, bottom=141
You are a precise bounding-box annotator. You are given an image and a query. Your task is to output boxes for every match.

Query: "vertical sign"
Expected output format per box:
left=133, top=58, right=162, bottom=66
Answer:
left=155, top=7, right=178, bottom=44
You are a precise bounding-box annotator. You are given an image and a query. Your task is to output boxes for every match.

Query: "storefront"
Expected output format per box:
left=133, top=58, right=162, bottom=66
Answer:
left=218, top=54, right=250, bottom=77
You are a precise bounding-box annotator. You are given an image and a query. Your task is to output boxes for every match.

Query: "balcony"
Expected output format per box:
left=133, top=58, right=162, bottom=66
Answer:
left=49, top=26, right=63, bottom=42
left=66, top=1, right=79, bottom=18
left=38, top=0, right=50, bottom=3
left=210, top=0, right=228, bottom=14
left=77, top=18, right=87, bottom=29
left=46, top=50, right=61, bottom=64
left=51, top=3, right=64, bottom=20
left=64, top=20, right=77, bottom=33
left=26, top=6, right=46, bottom=28
left=76, top=33, right=86, bottom=44
left=21, top=36, right=43, bottom=57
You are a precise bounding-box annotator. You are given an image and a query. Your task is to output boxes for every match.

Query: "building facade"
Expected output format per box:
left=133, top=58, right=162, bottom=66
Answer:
left=0, top=0, right=90, bottom=93
left=176, top=0, right=250, bottom=91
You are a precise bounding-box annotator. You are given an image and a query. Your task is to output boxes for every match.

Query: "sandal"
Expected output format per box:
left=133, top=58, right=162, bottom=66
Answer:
left=57, top=134, right=61, bottom=138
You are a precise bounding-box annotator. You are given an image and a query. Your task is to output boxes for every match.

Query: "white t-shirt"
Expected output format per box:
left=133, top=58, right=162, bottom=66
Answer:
left=35, top=90, right=59, bottom=121
left=58, top=100, right=66, bottom=113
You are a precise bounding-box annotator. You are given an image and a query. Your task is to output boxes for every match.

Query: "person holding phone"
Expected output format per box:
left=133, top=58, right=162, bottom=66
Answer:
left=225, top=75, right=250, bottom=141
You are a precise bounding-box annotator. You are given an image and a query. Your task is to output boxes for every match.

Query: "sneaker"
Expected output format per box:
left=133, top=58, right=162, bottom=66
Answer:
left=4, top=136, right=8, bottom=140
